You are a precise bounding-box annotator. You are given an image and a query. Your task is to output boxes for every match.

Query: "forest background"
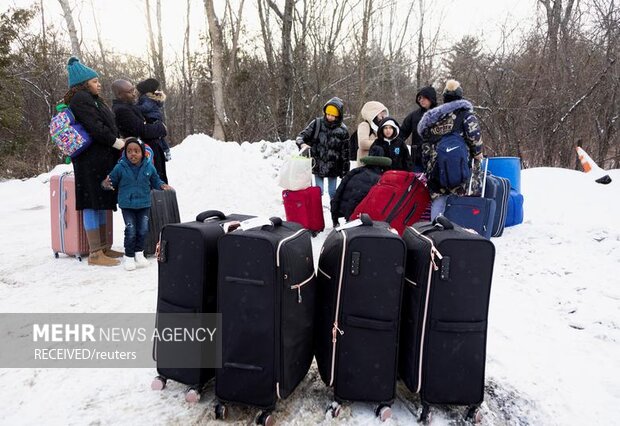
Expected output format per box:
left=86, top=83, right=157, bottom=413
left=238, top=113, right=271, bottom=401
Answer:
left=0, top=0, right=617, bottom=178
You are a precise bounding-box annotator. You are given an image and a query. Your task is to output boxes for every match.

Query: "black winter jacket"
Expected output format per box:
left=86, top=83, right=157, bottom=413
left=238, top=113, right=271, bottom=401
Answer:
left=370, top=117, right=413, bottom=171
left=400, top=86, right=437, bottom=171
left=69, top=90, right=119, bottom=210
left=296, top=97, right=350, bottom=178
left=112, top=100, right=169, bottom=183
left=330, top=165, right=383, bottom=223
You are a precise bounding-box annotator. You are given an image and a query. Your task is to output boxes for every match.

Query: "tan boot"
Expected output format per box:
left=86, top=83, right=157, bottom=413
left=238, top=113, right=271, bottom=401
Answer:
left=88, top=250, right=121, bottom=266
left=99, top=223, right=123, bottom=258
left=103, top=248, right=124, bottom=258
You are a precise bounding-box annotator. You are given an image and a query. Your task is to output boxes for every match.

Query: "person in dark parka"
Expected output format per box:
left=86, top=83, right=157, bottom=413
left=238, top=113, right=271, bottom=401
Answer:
left=64, top=56, right=125, bottom=267
left=400, top=86, right=437, bottom=172
left=296, top=97, right=350, bottom=200
left=370, top=117, right=413, bottom=171
left=111, top=79, right=169, bottom=183
left=330, top=147, right=392, bottom=227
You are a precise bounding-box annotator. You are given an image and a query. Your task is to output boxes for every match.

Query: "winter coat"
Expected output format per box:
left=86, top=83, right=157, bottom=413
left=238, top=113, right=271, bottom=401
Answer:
left=400, top=86, right=438, bottom=171
left=370, top=117, right=413, bottom=172
left=136, top=93, right=165, bottom=122
left=136, top=93, right=171, bottom=152
left=296, top=97, right=350, bottom=178
left=417, top=99, right=483, bottom=197
left=356, top=101, right=388, bottom=160
left=330, top=163, right=384, bottom=224
left=107, top=157, right=165, bottom=209
left=112, top=100, right=169, bottom=183
left=68, top=90, right=119, bottom=211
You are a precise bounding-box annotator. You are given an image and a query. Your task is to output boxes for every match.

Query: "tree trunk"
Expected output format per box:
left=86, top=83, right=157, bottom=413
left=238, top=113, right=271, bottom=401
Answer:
left=204, top=0, right=228, bottom=141
left=57, top=0, right=81, bottom=58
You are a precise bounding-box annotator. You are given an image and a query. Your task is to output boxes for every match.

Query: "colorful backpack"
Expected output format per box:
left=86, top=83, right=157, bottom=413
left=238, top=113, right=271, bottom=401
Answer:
left=49, top=104, right=92, bottom=159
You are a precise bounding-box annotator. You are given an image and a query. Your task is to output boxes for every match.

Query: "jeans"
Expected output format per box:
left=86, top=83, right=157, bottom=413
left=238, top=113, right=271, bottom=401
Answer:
left=314, top=175, right=338, bottom=200
left=83, top=209, right=108, bottom=231
left=121, top=208, right=150, bottom=257
left=430, top=195, right=449, bottom=220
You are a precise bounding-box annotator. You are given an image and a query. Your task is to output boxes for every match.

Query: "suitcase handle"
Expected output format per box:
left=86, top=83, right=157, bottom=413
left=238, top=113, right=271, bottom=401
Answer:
left=195, top=210, right=225, bottom=222
left=269, top=217, right=283, bottom=227
left=433, top=215, right=454, bottom=230
left=359, top=214, right=373, bottom=226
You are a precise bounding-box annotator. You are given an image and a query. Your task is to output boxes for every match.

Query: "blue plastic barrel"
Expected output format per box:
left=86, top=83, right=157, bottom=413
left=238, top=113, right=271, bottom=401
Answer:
left=484, top=157, right=522, bottom=193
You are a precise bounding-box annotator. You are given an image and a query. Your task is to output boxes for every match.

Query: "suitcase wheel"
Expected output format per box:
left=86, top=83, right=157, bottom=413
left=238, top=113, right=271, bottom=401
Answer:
left=326, top=401, right=341, bottom=418
left=185, top=387, right=201, bottom=403
left=150, top=375, right=167, bottom=391
left=214, top=403, right=228, bottom=420
left=256, top=410, right=275, bottom=426
left=375, top=404, right=392, bottom=422
left=77, top=255, right=82, bottom=262
left=419, top=404, right=432, bottom=424
left=465, top=405, right=482, bottom=424
left=54, top=252, right=59, bottom=259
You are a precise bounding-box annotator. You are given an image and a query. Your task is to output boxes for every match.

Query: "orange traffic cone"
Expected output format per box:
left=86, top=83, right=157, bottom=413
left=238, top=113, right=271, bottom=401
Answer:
left=575, top=146, right=612, bottom=184
left=576, top=146, right=597, bottom=173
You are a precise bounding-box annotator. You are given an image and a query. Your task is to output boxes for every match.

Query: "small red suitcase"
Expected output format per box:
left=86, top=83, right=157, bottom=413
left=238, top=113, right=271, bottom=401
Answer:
left=50, top=172, right=113, bottom=261
left=282, top=186, right=325, bottom=234
left=351, top=170, right=430, bottom=235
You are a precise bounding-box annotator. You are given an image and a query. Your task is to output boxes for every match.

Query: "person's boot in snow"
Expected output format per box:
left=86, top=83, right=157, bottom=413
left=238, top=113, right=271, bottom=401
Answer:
left=135, top=251, right=149, bottom=268
left=124, top=255, right=136, bottom=271
left=88, top=250, right=121, bottom=266
left=98, top=225, right=123, bottom=258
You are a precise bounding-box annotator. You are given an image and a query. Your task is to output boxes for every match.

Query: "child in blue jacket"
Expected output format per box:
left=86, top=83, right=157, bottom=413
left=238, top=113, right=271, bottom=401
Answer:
left=102, top=137, right=172, bottom=271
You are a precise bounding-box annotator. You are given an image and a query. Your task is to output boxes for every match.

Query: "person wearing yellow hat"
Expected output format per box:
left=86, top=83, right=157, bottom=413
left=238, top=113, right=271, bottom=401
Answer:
left=295, top=97, right=350, bottom=205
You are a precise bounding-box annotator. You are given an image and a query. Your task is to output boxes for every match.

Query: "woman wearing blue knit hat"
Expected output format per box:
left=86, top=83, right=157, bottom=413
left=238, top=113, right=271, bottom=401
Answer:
left=62, top=57, right=126, bottom=266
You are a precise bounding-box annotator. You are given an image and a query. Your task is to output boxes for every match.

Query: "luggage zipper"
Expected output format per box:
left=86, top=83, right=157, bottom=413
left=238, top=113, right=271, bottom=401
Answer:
left=317, top=266, right=331, bottom=279
left=385, top=175, right=417, bottom=223
left=276, top=229, right=306, bottom=267
left=409, top=227, right=442, bottom=393
left=329, top=230, right=347, bottom=387
left=290, top=272, right=314, bottom=303
left=404, top=277, right=418, bottom=287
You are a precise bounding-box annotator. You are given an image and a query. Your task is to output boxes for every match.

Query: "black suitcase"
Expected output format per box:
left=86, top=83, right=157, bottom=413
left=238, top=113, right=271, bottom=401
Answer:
left=144, top=189, right=181, bottom=256
left=315, top=215, right=406, bottom=421
left=215, top=217, right=316, bottom=424
left=399, top=216, right=495, bottom=423
left=151, top=210, right=253, bottom=402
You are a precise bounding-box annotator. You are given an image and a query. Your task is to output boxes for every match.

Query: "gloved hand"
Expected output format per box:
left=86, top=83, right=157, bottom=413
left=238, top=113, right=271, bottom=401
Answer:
left=112, top=138, right=125, bottom=150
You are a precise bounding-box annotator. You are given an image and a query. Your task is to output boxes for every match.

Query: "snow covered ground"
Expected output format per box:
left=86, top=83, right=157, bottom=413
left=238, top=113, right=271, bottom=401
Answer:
left=0, top=135, right=618, bottom=425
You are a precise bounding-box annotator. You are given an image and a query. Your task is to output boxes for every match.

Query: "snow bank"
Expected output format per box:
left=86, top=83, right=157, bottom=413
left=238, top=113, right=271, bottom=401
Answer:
left=0, top=135, right=618, bottom=425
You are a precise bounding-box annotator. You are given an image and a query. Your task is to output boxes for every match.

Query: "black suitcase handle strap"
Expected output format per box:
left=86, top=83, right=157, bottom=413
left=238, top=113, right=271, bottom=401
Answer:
left=196, top=210, right=225, bottom=222
left=433, top=215, right=454, bottom=230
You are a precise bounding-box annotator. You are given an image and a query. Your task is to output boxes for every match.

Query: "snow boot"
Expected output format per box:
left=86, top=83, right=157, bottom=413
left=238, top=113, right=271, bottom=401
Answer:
left=88, top=250, right=121, bottom=267
left=124, top=255, right=136, bottom=271
left=99, top=224, right=123, bottom=258
left=135, top=251, right=149, bottom=268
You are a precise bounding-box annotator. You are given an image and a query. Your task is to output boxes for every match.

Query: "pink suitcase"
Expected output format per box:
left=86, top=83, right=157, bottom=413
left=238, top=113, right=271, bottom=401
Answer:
left=282, top=186, right=325, bottom=235
left=50, top=173, right=113, bottom=261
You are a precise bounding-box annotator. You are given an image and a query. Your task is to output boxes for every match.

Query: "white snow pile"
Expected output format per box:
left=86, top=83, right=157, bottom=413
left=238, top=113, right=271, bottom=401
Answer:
left=0, top=134, right=618, bottom=425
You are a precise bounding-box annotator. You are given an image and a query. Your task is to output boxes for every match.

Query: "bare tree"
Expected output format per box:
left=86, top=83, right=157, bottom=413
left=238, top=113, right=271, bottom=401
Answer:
left=57, top=0, right=81, bottom=57
left=145, top=0, right=165, bottom=89
left=204, top=0, right=228, bottom=140
left=266, top=0, right=295, bottom=138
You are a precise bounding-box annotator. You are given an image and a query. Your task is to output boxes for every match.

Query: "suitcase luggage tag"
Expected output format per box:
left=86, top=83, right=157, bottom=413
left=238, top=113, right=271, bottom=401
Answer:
left=238, top=216, right=275, bottom=231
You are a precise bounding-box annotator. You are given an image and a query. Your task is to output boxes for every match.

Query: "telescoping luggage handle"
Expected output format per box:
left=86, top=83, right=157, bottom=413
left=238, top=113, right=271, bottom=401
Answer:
left=467, top=157, right=489, bottom=196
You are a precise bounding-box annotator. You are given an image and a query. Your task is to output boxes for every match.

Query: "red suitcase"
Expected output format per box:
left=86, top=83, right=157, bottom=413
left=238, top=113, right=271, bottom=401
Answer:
left=351, top=170, right=430, bottom=235
left=50, top=172, right=113, bottom=261
left=282, top=186, right=325, bottom=234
